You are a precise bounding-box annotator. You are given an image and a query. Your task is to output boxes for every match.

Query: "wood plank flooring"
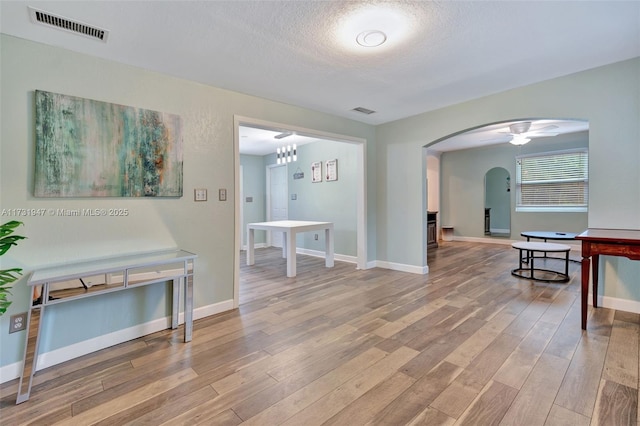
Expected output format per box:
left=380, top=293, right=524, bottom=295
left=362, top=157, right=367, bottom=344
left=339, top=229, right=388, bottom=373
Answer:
left=1, top=241, right=639, bottom=425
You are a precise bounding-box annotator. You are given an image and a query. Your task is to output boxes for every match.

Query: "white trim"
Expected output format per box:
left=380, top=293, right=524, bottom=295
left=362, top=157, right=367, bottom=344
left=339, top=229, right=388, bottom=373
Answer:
left=374, top=260, right=429, bottom=275
left=241, top=242, right=267, bottom=251
left=595, top=294, right=640, bottom=314
left=0, top=299, right=234, bottom=384
left=296, top=248, right=357, bottom=264
left=452, top=236, right=519, bottom=246
left=490, top=228, right=511, bottom=234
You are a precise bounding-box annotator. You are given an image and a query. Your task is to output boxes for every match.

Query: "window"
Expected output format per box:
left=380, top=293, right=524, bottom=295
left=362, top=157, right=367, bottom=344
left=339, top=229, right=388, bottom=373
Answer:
left=515, top=148, right=588, bottom=212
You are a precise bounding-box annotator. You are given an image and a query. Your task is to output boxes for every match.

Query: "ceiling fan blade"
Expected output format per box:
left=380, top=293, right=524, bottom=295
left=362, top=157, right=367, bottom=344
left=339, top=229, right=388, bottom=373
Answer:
left=481, top=135, right=513, bottom=143
left=527, top=132, right=560, bottom=138
left=530, top=124, right=559, bottom=132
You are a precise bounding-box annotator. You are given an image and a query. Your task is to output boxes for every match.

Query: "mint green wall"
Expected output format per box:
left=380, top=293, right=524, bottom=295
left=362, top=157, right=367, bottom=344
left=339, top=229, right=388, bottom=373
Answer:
left=377, top=57, right=640, bottom=298
left=0, top=35, right=376, bottom=370
left=288, top=141, right=358, bottom=256
left=441, top=133, right=588, bottom=239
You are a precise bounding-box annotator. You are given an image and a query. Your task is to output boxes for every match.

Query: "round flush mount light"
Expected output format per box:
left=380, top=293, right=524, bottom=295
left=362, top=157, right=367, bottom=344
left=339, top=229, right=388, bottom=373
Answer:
left=356, top=30, right=387, bottom=47
left=334, top=4, right=417, bottom=53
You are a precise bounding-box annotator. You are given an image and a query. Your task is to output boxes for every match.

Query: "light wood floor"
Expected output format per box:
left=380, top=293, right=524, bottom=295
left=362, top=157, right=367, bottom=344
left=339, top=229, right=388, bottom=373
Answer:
left=2, top=241, right=639, bottom=425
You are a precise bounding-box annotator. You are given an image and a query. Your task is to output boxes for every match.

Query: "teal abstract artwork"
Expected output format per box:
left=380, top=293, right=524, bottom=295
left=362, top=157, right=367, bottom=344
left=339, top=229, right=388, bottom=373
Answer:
left=34, top=90, right=183, bottom=197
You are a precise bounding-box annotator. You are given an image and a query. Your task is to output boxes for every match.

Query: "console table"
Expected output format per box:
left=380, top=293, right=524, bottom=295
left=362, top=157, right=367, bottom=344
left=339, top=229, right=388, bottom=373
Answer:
left=576, top=229, right=640, bottom=330
left=247, top=220, right=334, bottom=277
left=16, top=249, right=197, bottom=404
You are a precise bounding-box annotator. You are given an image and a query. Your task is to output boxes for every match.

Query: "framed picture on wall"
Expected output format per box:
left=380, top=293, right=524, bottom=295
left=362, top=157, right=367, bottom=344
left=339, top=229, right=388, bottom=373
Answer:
left=311, top=161, right=322, bottom=183
left=326, top=159, right=338, bottom=181
left=34, top=90, right=183, bottom=198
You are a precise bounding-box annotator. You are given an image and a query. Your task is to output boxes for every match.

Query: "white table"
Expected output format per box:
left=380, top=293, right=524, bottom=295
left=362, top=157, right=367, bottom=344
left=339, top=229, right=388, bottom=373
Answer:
left=247, top=220, right=334, bottom=277
left=16, top=249, right=196, bottom=404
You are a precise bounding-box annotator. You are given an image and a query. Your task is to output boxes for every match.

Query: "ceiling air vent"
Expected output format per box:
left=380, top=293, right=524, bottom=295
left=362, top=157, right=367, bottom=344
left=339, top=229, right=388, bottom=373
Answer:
left=29, top=7, right=109, bottom=42
left=352, top=107, right=376, bottom=115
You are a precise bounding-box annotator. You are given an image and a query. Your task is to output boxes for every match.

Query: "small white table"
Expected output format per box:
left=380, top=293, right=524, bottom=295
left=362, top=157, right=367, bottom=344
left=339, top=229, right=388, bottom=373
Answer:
left=247, top=220, right=334, bottom=277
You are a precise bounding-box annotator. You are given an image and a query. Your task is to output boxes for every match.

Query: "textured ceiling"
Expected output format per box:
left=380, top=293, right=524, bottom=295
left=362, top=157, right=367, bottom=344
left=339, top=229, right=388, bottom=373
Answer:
left=2, top=1, right=639, bottom=127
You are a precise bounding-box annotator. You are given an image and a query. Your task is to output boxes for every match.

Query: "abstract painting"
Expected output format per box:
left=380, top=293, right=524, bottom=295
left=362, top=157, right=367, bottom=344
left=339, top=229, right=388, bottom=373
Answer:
left=34, top=90, right=183, bottom=197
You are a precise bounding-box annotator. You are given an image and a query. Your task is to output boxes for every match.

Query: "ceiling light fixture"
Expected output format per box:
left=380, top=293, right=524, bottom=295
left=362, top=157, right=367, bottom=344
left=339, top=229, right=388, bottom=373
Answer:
left=510, top=135, right=531, bottom=146
left=356, top=30, right=387, bottom=47
left=335, top=5, right=416, bottom=52
left=276, top=144, right=297, bottom=165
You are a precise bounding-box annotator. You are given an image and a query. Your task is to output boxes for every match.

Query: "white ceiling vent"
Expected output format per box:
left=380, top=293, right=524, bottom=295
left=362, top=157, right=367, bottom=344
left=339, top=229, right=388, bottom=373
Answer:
left=28, top=7, right=109, bottom=42
left=352, top=107, right=376, bottom=115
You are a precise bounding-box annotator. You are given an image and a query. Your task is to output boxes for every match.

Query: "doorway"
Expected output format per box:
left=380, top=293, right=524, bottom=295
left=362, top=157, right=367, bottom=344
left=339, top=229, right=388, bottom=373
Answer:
left=233, top=116, right=368, bottom=308
left=423, top=118, right=589, bottom=267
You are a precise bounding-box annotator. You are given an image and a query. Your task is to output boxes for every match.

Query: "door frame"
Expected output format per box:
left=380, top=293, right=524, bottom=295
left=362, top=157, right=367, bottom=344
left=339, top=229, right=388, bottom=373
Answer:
left=233, top=115, right=368, bottom=308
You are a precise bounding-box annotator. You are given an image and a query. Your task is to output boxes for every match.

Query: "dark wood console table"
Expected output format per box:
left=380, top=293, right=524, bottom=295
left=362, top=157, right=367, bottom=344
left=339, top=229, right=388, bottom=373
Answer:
left=576, top=229, right=640, bottom=330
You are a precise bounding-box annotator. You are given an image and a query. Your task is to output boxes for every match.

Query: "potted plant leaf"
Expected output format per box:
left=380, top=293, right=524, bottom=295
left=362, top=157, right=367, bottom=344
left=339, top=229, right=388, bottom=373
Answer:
left=0, top=221, right=26, bottom=316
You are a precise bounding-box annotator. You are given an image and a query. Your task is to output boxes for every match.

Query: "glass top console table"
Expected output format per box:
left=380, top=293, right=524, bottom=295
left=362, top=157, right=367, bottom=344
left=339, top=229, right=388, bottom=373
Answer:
left=15, top=249, right=197, bottom=404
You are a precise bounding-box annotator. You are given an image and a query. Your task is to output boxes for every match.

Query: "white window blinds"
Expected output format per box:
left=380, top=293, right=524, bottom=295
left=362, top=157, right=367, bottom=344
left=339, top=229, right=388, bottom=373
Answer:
left=516, top=149, right=588, bottom=212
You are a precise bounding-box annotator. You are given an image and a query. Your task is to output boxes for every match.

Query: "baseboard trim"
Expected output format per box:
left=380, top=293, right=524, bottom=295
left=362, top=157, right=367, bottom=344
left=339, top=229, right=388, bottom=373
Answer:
left=452, top=236, right=518, bottom=245
left=0, top=299, right=234, bottom=384
left=374, top=260, right=428, bottom=275
left=296, top=248, right=357, bottom=264
left=594, top=293, right=640, bottom=314
left=490, top=228, right=511, bottom=234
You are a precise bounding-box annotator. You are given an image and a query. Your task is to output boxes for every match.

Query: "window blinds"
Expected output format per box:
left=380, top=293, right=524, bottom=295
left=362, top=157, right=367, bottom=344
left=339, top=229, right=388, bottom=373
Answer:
left=516, top=149, right=588, bottom=210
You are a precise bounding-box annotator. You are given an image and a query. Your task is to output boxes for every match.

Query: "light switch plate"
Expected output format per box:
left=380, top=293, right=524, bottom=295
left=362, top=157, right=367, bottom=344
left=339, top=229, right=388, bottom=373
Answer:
left=194, top=188, right=207, bottom=201
left=219, top=188, right=227, bottom=201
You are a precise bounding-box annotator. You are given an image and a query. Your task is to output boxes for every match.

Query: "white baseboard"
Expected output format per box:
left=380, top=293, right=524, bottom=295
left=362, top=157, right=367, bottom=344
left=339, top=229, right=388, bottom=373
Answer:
left=452, top=236, right=518, bottom=245
left=490, top=228, right=511, bottom=234
left=374, top=260, right=429, bottom=275
left=0, top=299, right=234, bottom=384
left=595, top=293, right=640, bottom=314
left=295, top=248, right=357, bottom=264
left=241, top=242, right=267, bottom=251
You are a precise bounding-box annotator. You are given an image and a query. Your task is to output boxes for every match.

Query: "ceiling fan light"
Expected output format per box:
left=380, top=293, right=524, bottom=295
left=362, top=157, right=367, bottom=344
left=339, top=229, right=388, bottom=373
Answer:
left=510, top=135, right=531, bottom=146
left=509, top=122, right=532, bottom=134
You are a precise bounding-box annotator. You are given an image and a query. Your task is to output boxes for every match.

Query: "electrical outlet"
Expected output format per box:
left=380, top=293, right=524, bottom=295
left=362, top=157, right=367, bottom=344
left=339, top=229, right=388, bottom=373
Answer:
left=9, top=312, right=27, bottom=333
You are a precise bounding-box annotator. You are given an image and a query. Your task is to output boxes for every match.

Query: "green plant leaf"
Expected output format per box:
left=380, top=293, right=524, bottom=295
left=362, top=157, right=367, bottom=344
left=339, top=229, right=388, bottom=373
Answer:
left=0, top=221, right=25, bottom=317
left=0, top=221, right=23, bottom=237
left=0, top=235, right=26, bottom=256
left=0, top=268, right=22, bottom=285
left=0, top=300, right=12, bottom=316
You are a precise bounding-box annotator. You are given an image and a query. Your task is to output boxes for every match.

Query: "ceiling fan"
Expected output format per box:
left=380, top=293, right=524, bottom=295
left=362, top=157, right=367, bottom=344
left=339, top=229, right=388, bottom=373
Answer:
left=482, top=121, right=560, bottom=145
left=484, top=121, right=560, bottom=145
